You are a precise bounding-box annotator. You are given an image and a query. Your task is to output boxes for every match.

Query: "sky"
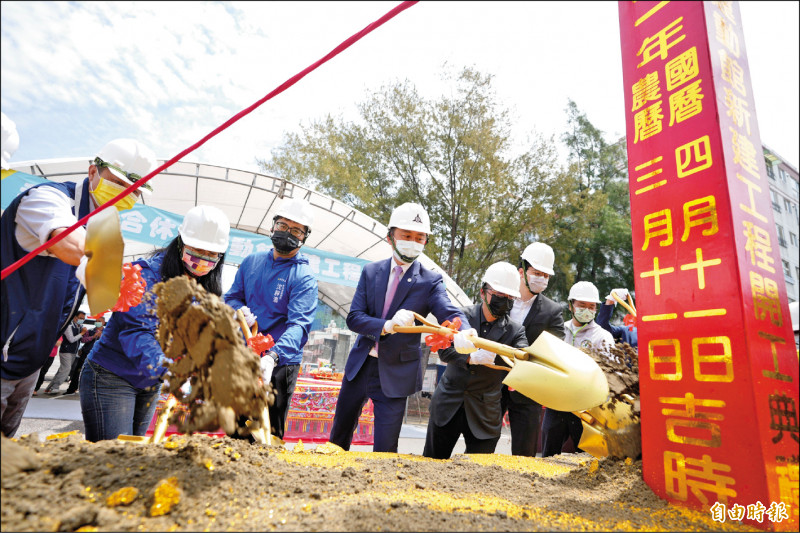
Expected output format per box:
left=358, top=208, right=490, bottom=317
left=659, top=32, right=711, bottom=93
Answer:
left=1, top=1, right=798, bottom=178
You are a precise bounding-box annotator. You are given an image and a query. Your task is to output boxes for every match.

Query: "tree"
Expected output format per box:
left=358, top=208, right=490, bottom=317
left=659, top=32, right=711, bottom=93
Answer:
left=262, top=67, right=556, bottom=297
left=553, top=100, right=633, bottom=314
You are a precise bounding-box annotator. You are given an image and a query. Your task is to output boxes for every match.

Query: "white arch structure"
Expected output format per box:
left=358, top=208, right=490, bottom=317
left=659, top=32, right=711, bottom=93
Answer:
left=8, top=158, right=472, bottom=319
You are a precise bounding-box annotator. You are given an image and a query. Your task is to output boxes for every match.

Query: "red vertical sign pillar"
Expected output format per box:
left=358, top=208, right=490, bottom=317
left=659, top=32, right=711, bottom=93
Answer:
left=618, top=2, right=798, bottom=530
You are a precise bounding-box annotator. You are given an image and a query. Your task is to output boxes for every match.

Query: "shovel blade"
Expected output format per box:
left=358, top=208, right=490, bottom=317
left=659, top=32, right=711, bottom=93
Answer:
left=502, top=332, right=609, bottom=411
left=84, top=208, right=124, bottom=315
left=578, top=421, right=609, bottom=459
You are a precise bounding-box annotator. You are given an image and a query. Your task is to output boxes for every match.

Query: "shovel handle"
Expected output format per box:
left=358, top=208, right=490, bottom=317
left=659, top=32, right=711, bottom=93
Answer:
left=612, top=292, right=637, bottom=317
left=236, top=310, right=253, bottom=340
left=393, top=324, right=530, bottom=361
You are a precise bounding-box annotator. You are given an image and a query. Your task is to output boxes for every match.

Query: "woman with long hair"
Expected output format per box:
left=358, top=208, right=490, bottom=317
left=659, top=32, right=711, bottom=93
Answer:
left=79, top=205, right=230, bottom=441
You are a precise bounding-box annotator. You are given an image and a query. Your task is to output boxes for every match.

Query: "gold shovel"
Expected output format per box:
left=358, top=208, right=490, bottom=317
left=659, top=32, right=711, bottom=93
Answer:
left=236, top=310, right=283, bottom=447
left=84, top=207, right=125, bottom=315
left=394, top=313, right=609, bottom=412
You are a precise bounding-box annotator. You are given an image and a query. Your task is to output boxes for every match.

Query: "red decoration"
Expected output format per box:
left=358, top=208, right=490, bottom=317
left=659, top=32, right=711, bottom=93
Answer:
left=89, top=262, right=147, bottom=319
left=248, top=333, right=275, bottom=356
left=623, top=313, right=636, bottom=332
left=424, top=317, right=461, bottom=352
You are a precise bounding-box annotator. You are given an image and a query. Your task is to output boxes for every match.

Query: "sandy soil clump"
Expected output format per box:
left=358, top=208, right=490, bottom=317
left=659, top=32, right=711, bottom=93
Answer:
left=1, top=432, right=760, bottom=532
left=153, top=276, right=271, bottom=437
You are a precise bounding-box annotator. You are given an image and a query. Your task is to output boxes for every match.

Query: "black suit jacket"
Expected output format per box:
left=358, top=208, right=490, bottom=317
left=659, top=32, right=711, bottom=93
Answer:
left=431, top=304, right=528, bottom=439
left=508, top=293, right=566, bottom=405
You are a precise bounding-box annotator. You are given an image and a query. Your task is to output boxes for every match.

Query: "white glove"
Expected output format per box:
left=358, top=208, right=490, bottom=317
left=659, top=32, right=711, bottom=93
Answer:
left=606, top=288, right=629, bottom=303
left=260, top=353, right=276, bottom=382
left=75, top=255, right=88, bottom=289
left=180, top=379, right=192, bottom=396
left=384, top=309, right=415, bottom=334
left=240, top=306, right=257, bottom=327
left=453, top=328, right=477, bottom=354
left=468, top=349, right=496, bottom=365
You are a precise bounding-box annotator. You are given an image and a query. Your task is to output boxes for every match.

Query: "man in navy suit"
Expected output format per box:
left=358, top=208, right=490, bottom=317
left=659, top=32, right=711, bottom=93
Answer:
left=329, top=203, right=475, bottom=452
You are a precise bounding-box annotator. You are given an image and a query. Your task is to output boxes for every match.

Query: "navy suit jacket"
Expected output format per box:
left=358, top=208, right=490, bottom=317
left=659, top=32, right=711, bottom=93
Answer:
left=344, top=258, right=469, bottom=398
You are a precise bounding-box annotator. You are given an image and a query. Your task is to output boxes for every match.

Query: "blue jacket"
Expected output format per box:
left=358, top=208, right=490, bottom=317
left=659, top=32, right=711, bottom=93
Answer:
left=1, top=179, right=90, bottom=381
left=344, top=258, right=469, bottom=398
left=87, top=252, right=167, bottom=390
left=224, top=250, right=318, bottom=366
left=596, top=303, right=638, bottom=348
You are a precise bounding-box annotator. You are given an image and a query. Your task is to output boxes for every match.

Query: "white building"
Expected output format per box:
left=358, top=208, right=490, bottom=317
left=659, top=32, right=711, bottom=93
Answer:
left=764, top=145, right=800, bottom=303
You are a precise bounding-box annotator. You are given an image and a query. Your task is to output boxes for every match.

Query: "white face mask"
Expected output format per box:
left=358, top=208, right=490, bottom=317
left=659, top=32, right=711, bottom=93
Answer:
left=573, top=307, right=596, bottom=324
left=528, top=274, right=548, bottom=293
left=393, top=239, right=425, bottom=264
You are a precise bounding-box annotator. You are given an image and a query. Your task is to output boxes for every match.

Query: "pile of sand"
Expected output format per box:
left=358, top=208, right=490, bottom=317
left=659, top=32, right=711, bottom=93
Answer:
left=1, top=433, right=759, bottom=532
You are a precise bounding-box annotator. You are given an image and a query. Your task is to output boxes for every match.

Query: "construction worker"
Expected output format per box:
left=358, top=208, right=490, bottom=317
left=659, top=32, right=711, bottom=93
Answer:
left=225, top=198, right=318, bottom=440
left=80, top=205, right=230, bottom=442
left=423, top=262, right=528, bottom=459
left=502, top=242, right=565, bottom=457
left=329, top=202, right=474, bottom=453
left=540, top=280, right=613, bottom=457
left=1, top=138, right=157, bottom=438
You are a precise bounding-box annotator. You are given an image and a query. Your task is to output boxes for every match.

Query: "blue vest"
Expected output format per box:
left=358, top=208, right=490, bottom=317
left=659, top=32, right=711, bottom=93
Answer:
left=1, top=180, right=91, bottom=380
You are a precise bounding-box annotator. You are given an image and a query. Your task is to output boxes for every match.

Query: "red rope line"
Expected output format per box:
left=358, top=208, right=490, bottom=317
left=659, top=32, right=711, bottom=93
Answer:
left=2, top=0, right=418, bottom=281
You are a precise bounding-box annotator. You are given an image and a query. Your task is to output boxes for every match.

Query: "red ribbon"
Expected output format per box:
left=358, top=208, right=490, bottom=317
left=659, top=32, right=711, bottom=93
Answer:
left=1, top=1, right=418, bottom=281
left=249, top=333, right=276, bottom=356
left=623, top=313, right=637, bottom=331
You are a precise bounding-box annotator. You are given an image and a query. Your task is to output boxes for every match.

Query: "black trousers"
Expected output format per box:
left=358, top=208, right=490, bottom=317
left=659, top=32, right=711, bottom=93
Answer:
left=423, top=403, right=500, bottom=459
left=269, top=364, right=300, bottom=440
left=65, top=352, right=88, bottom=394
left=500, top=385, right=542, bottom=457
left=35, top=357, right=57, bottom=392
left=329, top=356, right=407, bottom=452
left=541, top=408, right=584, bottom=457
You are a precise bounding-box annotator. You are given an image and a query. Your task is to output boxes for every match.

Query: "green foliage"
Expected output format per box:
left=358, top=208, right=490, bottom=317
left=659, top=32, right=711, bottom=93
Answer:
left=260, top=69, right=633, bottom=304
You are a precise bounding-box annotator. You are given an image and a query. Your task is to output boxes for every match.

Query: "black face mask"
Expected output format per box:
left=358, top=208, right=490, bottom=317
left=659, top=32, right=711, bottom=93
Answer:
left=272, top=231, right=302, bottom=254
left=484, top=292, right=514, bottom=318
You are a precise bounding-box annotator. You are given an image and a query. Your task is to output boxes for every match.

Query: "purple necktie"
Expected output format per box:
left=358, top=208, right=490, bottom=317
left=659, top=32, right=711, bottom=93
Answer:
left=375, top=265, right=403, bottom=356
left=381, top=265, right=404, bottom=319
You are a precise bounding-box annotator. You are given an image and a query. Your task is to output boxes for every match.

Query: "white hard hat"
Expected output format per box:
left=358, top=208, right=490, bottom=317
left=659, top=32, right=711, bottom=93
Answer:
left=94, top=139, right=158, bottom=195
left=521, top=242, right=555, bottom=276
left=275, top=197, right=314, bottom=231
left=179, top=205, right=231, bottom=253
left=568, top=281, right=601, bottom=303
left=388, top=202, right=431, bottom=234
left=482, top=262, right=522, bottom=299
left=1, top=112, right=20, bottom=170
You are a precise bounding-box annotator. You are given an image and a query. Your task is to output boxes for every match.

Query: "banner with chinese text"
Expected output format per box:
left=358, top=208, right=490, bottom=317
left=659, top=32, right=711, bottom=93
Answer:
left=619, top=1, right=798, bottom=530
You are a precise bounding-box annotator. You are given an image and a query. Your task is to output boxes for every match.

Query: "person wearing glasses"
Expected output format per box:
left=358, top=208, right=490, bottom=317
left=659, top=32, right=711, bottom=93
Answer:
left=224, top=198, right=318, bottom=440
left=423, top=262, right=528, bottom=459
left=80, top=205, right=230, bottom=441
left=329, top=202, right=474, bottom=453
left=1, top=137, right=157, bottom=438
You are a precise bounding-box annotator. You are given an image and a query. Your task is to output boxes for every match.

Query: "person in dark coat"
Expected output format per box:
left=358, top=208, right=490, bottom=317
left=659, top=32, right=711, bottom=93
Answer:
left=502, top=242, right=565, bottom=457
left=424, top=262, right=529, bottom=459
left=64, top=317, right=105, bottom=395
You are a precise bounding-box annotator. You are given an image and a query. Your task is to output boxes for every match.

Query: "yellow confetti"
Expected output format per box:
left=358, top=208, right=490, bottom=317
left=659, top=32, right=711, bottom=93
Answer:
left=46, top=430, right=79, bottom=440
left=293, top=440, right=305, bottom=453
left=150, top=477, right=180, bottom=517
left=589, top=460, right=599, bottom=474
left=106, top=487, right=139, bottom=507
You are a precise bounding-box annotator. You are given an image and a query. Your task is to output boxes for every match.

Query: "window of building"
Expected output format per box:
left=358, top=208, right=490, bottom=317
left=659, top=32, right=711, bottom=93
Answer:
left=777, top=224, right=786, bottom=247
left=785, top=198, right=793, bottom=214
left=783, top=260, right=791, bottom=277
left=765, top=159, right=775, bottom=179
left=771, top=190, right=781, bottom=212
left=791, top=232, right=798, bottom=247
left=779, top=169, right=788, bottom=183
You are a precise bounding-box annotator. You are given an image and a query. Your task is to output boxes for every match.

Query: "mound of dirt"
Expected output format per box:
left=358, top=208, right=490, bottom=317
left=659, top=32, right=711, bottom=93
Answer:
left=152, top=276, right=271, bottom=437
left=1, top=433, right=759, bottom=532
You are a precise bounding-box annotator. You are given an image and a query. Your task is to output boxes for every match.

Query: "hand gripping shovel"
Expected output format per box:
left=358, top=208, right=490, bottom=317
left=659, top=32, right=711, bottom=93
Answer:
left=84, top=207, right=125, bottom=315
left=394, top=313, right=609, bottom=412
left=236, top=310, right=283, bottom=446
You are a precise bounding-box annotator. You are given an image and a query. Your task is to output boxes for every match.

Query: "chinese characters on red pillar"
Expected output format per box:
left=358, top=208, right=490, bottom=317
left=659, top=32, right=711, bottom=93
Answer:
left=618, top=1, right=798, bottom=530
